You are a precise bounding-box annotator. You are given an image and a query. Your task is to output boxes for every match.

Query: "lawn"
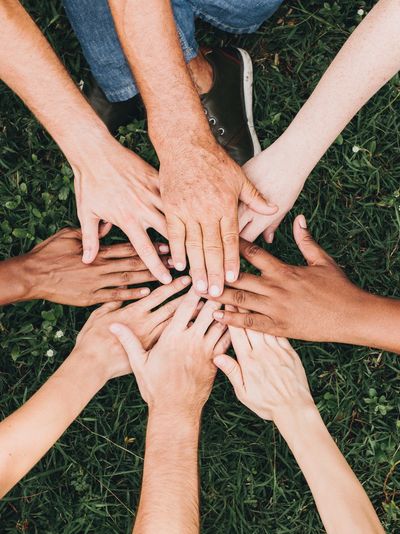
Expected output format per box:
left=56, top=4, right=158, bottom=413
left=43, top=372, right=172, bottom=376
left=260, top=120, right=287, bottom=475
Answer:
left=0, top=0, right=399, bottom=532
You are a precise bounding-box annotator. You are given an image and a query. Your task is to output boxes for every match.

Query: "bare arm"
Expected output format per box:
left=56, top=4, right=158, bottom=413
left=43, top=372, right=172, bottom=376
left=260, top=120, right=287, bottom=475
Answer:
left=110, top=289, right=230, bottom=533
left=214, top=331, right=384, bottom=533
left=0, top=347, right=107, bottom=497
left=276, top=406, right=384, bottom=534
left=109, top=0, right=275, bottom=297
left=211, top=216, right=400, bottom=355
left=0, top=0, right=171, bottom=282
left=134, top=412, right=200, bottom=534
left=241, top=0, right=400, bottom=242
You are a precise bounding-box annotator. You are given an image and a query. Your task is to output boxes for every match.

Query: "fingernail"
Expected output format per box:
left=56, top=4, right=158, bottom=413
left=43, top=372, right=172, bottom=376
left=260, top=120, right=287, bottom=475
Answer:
left=213, top=311, right=224, bottom=320
left=175, top=262, right=185, bottom=271
left=213, top=355, right=224, bottom=366
left=162, top=273, right=173, bottom=284
left=181, top=276, right=191, bottom=286
left=167, top=258, right=174, bottom=266
left=267, top=232, right=274, bottom=244
left=82, top=250, right=91, bottom=262
left=196, top=280, right=207, bottom=293
left=209, top=285, right=221, bottom=297
left=226, top=271, right=235, bottom=283
left=298, top=215, right=307, bottom=229
left=159, top=244, right=169, bottom=253
left=140, top=288, right=151, bottom=296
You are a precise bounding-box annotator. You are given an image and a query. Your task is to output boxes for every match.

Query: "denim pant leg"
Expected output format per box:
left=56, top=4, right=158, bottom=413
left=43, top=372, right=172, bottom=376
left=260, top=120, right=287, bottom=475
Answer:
left=63, top=0, right=199, bottom=102
left=190, top=0, right=284, bottom=33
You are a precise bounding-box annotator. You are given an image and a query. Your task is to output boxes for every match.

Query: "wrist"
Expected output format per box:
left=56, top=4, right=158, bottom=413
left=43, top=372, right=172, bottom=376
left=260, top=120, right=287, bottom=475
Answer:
left=0, top=255, right=36, bottom=305
left=59, top=121, right=114, bottom=167
left=66, top=348, right=110, bottom=390
left=274, top=401, right=321, bottom=445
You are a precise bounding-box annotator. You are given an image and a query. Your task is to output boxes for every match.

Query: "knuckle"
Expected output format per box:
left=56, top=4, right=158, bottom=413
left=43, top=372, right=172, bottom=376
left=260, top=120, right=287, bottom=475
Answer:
left=244, top=314, right=254, bottom=328
left=111, top=288, right=122, bottom=300
left=137, top=243, right=156, bottom=259
left=246, top=243, right=262, bottom=258
left=222, top=232, right=239, bottom=247
left=120, top=271, right=130, bottom=283
left=234, top=290, right=246, bottom=306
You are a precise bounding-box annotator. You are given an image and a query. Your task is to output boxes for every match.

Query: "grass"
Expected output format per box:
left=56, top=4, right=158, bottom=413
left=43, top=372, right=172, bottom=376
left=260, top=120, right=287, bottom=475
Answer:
left=0, top=0, right=399, bottom=532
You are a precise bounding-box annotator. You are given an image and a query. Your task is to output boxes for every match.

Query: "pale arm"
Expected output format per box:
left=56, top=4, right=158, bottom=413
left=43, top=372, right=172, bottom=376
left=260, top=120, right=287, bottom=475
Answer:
left=133, top=411, right=200, bottom=534
left=0, top=0, right=108, bottom=162
left=276, top=406, right=384, bottom=534
left=241, top=0, right=400, bottom=242
left=0, top=348, right=107, bottom=498
left=280, top=0, right=400, bottom=176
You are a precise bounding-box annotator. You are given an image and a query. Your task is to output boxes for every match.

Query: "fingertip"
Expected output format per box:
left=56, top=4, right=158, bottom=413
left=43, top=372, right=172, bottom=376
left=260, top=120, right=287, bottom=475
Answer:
left=82, top=249, right=94, bottom=264
left=109, top=322, right=124, bottom=335
left=213, top=354, right=227, bottom=367
left=297, top=214, right=307, bottom=229
left=213, top=310, right=224, bottom=321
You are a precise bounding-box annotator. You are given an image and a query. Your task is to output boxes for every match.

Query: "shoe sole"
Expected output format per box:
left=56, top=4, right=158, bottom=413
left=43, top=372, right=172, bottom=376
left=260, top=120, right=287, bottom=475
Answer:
left=237, top=47, right=262, bottom=157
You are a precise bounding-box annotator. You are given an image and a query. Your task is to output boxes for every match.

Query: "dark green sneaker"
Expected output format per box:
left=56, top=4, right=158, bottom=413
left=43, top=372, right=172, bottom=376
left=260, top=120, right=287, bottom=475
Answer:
left=201, top=47, right=261, bottom=166
left=83, top=74, right=143, bottom=134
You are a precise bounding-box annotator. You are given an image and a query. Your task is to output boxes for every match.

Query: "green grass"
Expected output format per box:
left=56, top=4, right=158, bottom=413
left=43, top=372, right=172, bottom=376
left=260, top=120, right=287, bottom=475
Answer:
left=0, top=1, right=399, bottom=532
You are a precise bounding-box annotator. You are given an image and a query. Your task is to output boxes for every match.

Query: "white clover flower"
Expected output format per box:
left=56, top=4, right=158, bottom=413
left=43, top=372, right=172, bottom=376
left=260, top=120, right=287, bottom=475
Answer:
left=352, top=145, right=360, bottom=153
left=357, top=9, right=364, bottom=16
left=55, top=330, right=64, bottom=339
left=46, top=349, right=55, bottom=357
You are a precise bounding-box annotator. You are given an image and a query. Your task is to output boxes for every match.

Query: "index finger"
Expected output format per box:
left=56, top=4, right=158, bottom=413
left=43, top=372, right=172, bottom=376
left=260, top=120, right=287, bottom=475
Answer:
left=239, top=238, right=283, bottom=273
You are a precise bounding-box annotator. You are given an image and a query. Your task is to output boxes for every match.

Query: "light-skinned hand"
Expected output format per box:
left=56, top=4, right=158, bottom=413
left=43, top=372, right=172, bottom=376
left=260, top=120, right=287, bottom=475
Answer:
left=72, top=138, right=173, bottom=284
left=160, top=140, right=277, bottom=298
left=110, top=288, right=231, bottom=416
left=239, top=139, right=307, bottom=243
left=73, top=275, right=193, bottom=380
left=213, top=320, right=314, bottom=422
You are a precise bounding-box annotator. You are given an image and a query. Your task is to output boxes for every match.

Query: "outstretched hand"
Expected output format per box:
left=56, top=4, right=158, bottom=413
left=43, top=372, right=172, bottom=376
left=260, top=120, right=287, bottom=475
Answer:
left=110, top=288, right=231, bottom=415
left=214, top=321, right=314, bottom=422
left=209, top=215, right=366, bottom=344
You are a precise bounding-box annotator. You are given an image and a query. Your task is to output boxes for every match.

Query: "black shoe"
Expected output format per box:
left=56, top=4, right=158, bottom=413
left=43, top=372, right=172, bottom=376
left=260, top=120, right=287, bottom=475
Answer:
left=83, top=74, right=144, bottom=135
left=201, top=47, right=261, bottom=166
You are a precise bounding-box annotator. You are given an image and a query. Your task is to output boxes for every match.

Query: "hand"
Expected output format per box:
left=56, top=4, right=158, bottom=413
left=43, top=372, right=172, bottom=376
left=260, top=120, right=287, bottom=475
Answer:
left=73, top=275, right=193, bottom=381
left=239, top=138, right=307, bottom=243
left=70, top=137, right=172, bottom=284
left=110, top=288, right=231, bottom=416
left=21, top=227, right=171, bottom=306
left=214, top=323, right=314, bottom=422
left=159, top=139, right=277, bottom=297
left=210, top=215, right=369, bottom=344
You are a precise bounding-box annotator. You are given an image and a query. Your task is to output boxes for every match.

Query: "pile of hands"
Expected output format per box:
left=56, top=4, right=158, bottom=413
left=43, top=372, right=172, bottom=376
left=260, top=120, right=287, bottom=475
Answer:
left=74, top=275, right=316, bottom=430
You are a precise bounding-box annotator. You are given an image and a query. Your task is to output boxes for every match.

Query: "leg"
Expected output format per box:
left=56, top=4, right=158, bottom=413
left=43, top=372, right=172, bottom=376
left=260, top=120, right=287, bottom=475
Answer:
left=63, top=0, right=211, bottom=101
left=190, top=0, right=284, bottom=34
left=63, top=0, right=137, bottom=102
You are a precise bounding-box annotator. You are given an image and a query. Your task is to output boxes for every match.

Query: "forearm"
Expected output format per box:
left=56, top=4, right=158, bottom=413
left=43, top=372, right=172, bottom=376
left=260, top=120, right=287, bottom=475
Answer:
left=109, top=0, right=213, bottom=149
left=276, top=405, right=384, bottom=534
left=0, top=256, right=31, bottom=305
left=134, top=410, right=201, bottom=534
left=276, top=0, right=400, bottom=177
left=0, top=348, right=107, bottom=497
left=340, top=290, right=400, bottom=354
left=0, top=0, right=110, bottom=162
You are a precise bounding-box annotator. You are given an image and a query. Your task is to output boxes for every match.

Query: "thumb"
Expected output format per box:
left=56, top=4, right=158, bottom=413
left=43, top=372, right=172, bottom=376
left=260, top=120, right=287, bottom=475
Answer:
left=214, top=354, right=244, bottom=394
left=239, top=177, right=278, bottom=215
left=81, top=215, right=100, bottom=264
left=109, top=323, right=146, bottom=372
left=293, top=215, right=332, bottom=266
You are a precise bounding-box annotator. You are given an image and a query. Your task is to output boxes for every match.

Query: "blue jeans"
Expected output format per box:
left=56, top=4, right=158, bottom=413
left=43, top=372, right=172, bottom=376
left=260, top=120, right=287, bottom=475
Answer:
left=63, top=0, right=283, bottom=102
